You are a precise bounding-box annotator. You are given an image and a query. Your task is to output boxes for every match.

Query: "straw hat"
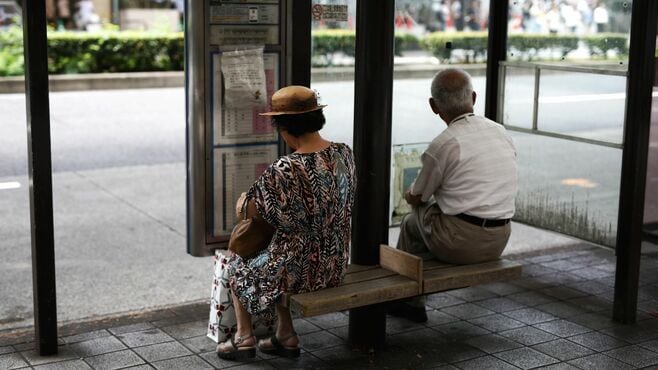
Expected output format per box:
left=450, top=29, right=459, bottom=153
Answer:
left=259, top=86, right=327, bottom=116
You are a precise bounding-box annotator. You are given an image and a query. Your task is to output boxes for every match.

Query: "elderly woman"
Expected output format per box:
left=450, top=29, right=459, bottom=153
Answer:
left=217, top=86, right=356, bottom=360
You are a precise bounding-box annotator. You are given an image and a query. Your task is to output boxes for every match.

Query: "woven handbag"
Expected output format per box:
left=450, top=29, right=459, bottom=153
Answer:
left=228, top=197, right=275, bottom=258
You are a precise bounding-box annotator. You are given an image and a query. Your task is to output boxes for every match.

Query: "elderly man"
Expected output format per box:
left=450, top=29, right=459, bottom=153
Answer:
left=389, top=68, right=518, bottom=323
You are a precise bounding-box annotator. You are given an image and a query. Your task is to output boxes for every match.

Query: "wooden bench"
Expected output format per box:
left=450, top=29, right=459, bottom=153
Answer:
left=283, top=245, right=522, bottom=317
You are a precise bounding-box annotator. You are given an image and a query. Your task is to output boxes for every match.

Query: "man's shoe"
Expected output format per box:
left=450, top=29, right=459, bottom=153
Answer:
left=387, top=300, right=428, bottom=323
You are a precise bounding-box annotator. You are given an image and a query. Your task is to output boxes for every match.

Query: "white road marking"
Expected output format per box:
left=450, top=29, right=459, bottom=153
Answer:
left=512, top=91, right=658, bottom=104
left=0, top=181, right=21, bottom=190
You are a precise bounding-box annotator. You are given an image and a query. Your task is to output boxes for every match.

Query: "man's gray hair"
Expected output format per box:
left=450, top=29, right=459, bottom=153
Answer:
left=430, top=68, right=474, bottom=117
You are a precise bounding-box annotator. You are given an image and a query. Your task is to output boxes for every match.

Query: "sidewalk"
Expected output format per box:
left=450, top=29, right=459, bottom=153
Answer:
left=2, top=241, right=658, bottom=369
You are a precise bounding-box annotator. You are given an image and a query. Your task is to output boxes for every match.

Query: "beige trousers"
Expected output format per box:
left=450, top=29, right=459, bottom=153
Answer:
left=397, top=201, right=511, bottom=307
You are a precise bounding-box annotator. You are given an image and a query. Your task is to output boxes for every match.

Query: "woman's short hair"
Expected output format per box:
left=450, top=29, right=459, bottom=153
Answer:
left=430, top=68, right=474, bottom=117
left=271, top=109, right=326, bottom=137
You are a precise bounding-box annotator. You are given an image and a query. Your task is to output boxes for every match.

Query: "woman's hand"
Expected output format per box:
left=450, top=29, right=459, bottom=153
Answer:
left=236, top=192, right=248, bottom=218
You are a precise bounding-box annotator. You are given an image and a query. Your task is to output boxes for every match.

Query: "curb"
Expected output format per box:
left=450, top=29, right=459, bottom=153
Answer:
left=0, top=65, right=488, bottom=93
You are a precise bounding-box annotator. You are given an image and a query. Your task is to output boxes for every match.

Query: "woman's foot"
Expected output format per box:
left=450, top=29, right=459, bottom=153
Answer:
left=258, top=332, right=300, bottom=358
left=216, top=334, right=256, bottom=360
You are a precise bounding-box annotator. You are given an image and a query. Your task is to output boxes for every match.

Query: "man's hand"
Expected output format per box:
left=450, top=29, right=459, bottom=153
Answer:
left=404, top=190, right=423, bottom=207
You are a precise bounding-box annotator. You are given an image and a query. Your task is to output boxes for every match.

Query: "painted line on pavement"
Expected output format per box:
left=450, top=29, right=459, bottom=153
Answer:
left=0, top=181, right=21, bottom=190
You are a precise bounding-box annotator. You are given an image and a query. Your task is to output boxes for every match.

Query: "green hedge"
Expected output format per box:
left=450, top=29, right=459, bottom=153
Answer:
left=0, top=29, right=184, bottom=76
left=0, top=28, right=630, bottom=76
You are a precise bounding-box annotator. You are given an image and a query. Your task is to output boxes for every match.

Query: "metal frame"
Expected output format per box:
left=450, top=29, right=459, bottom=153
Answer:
left=349, top=0, right=395, bottom=350
left=613, top=0, right=658, bottom=324
left=484, top=0, right=508, bottom=120
left=498, top=61, right=627, bottom=149
left=21, top=0, right=58, bottom=356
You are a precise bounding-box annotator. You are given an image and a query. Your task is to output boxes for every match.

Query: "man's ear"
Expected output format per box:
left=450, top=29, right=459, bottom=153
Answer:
left=429, top=97, right=440, bottom=114
left=472, top=91, right=477, bottom=106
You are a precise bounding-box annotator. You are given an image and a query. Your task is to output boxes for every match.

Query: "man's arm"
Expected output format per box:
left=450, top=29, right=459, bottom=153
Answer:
left=404, top=189, right=424, bottom=207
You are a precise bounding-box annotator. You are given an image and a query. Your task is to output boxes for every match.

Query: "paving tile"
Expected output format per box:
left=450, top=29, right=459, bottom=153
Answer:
left=199, top=350, right=260, bottom=369
left=230, top=361, right=276, bottom=369
left=446, top=287, right=499, bottom=302
left=299, top=330, right=344, bottom=352
left=120, top=366, right=154, bottom=370
left=305, top=312, right=348, bottom=329
left=425, top=310, right=460, bottom=327
left=68, top=336, right=127, bottom=357
left=540, top=260, right=585, bottom=272
left=570, top=267, right=612, bottom=280
left=178, top=335, right=217, bottom=354
left=441, top=303, right=495, bottom=320
left=370, top=344, right=443, bottom=369
left=568, top=331, right=629, bottom=351
left=0, top=353, right=29, bottom=369
left=475, top=297, right=527, bottom=313
left=567, top=353, right=634, bottom=370
left=116, top=329, right=175, bottom=348
left=535, top=363, right=581, bottom=370
left=433, top=321, right=490, bottom=341
left=531, top=339, right=595, bottom=361
left=455, top=355, right=519, bottom=369
left=535, top=302, right=587, bottom=319
left=522, top=264, right=559, bottom=277
left=0, top=346, right=14, bottom=355
left=568, top=313, right=618, bottom=330
left=21, top=346, right=79, bottom=366
left=151, top=355, right=215, bottom=369
left=566, top=296, right=612, bottom=313
left=540, top=286, right=588, bottom=300
left=464, top=334, right=522, bottom=354
left=498, top=326, right=558, bottom=346
left=542, top=272, right=587, bottom=286
left=108, top=322, right=156, bottom=336
left=504, top=308, right=557, bottom=325
left=327, top=326, right=348, bottom=341
left=160, top=320, right=207, bottom=340
left=494, top=347, right=559, bottom=369
left=533, top=320, right=591, bottom=338
left=601, top=322, right=658, bottom=344
left=390, top=328, right=448, bottom=350
left=480, top=282, right=524, bottom=296
left=33, top=359, right=93, bottom=369
left=149, top=315, right=198, bottom=328
left=84, top=349, right=145, bottom=370
left=311, top=344, right=371, bottom=368
left=434, top=342, right=486, bottom=363
left=605, top=345, right=658, bottom=367
left=510, top=276, right=557, bottom=291
left=508, top=292, right=556, bottom=307
left=62, top=330, right=111, bottom=344
left=387, top=315, right=426, bottom=334
left=268, top=352, right=328, bottom=369
left=132, top=341, right=192, bottom=363
left=426, top=293, right=467, bottom=309
left=568, top=281, right=613, bottom=295
left=10, top=342, right=35, bottom=352
left=468, top=314, right=525, bottom=332
left=291, top=318, right=322, bottom=335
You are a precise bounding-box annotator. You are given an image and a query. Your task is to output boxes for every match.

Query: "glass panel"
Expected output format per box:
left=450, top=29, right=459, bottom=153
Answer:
left=502, top=66, right=535, bottom=129
left=311, top=0, right=357, bottom=147
left=644, top=50, right=658, bottom=245
left=537, top=70, right=626, bottom=144
left=512, top=131, right=620, bottom=246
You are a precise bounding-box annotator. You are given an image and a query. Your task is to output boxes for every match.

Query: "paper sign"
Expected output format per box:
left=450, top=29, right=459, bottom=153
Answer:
left=210, top=24, right=279, bottom=45
left=221, top=48, right=267, bottom=109
left=210, top=3, right=279, bottom=24
left=312, top=4, right=348, bottom=22
left=213, top=145, right=279, bottom=236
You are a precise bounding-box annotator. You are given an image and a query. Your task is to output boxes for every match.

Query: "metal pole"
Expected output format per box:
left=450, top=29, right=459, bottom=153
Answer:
left=484, top=0, right=508, bottom=121
left=22, top=1, right=58, bottom=356
left=349, top=0, right=394, bottom=350
left=290, top=0, right=311, bottom=87
left=613, top=0, right=657, bottom=324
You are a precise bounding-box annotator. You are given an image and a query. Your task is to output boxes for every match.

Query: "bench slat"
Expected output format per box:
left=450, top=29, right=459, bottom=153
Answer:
left=423, top=259, right=455, bottom=271
left=342, top=267, right=397, bottom=285
left=289, top=275, right=419, bottom=317
left=379, top=245, right=423, bottom=294
left=423, top=260, right=522, bottom=294
left=346, top=264, right=378, bottom=274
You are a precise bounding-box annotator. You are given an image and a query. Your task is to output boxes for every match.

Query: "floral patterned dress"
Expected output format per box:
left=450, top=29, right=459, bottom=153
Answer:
left=228, top=142, right=356, bottom=316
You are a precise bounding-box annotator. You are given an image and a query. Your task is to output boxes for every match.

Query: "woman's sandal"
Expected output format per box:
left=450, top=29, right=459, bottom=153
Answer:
left=258, top=332, right=301, bottom=358
left=216, top=334, right=257, bottom=360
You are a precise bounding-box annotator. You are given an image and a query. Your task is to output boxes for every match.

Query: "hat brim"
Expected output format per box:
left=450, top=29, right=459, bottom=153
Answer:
left=258, top=104, right=327, bottom=116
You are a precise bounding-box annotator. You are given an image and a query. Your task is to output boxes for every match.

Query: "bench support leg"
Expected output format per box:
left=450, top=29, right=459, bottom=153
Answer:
left=348, top=305, right=386, bottom=350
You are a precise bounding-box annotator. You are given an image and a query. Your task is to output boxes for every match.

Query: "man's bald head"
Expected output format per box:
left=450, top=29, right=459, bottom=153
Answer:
left=430, top=68, right=475, bottom=121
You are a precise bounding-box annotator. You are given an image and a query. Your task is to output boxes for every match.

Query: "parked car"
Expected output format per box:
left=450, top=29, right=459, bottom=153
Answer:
left=0, top=0, right=21, bottom=29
